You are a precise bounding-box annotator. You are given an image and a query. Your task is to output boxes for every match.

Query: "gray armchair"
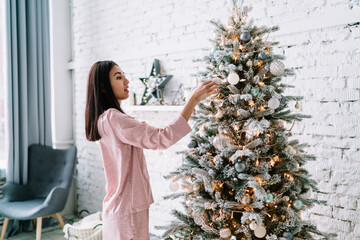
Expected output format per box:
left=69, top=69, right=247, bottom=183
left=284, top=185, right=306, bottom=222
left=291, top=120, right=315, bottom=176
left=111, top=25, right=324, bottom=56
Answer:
left=0, top=144, right=77, bottom=240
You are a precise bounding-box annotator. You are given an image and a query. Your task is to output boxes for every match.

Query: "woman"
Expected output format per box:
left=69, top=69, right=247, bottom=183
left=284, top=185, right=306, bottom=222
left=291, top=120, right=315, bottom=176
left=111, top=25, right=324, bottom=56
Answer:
left=85, top=60, right=219, bottom=239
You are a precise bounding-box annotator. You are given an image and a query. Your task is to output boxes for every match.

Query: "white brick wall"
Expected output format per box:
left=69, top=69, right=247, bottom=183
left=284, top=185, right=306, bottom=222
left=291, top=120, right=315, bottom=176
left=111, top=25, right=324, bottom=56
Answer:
left=71, top=0, right=360, bottom=238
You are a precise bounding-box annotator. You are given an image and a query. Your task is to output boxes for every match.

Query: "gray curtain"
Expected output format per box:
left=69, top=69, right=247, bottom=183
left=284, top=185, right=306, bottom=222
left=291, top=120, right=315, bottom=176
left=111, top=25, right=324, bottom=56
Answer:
left=6, top=0, right=52, bottom=184
left=5, top=0, right=52, bottom=236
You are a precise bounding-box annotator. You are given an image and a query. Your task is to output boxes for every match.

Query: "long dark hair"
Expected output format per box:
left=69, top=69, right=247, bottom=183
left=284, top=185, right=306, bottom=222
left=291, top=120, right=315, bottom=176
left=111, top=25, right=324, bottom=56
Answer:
left=85, top=60, right=124, bottom=141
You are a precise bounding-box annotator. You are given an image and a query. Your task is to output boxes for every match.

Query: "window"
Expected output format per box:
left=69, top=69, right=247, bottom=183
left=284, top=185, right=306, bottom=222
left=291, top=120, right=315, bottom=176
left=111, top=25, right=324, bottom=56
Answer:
left=0, top=1, right=7, bottom=173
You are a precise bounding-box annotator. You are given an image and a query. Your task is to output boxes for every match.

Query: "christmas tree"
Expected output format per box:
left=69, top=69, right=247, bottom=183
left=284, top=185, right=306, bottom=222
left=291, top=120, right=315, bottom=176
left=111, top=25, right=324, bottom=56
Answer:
left=157, top=2, right=336, bottom=240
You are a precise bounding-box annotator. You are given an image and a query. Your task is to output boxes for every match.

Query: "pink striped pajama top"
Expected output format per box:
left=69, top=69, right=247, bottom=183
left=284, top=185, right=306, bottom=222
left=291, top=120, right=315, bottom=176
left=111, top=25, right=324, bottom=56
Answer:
left=97, top=108, right=191, bottom=235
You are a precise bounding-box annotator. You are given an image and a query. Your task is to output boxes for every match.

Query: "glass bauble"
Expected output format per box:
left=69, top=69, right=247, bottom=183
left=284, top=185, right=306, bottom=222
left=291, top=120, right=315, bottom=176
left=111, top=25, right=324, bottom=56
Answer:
left=264, top=193, right=274, bottom=203
left=293, top=199, right=303, bottom=210
left=234, top=162, right=246, bottom=173
left=250, top=87, right=261, bottom=97
left=283, top=231, right=294, bottom=240
left=240, top=31, right=251, bottom=43
left=188, top=140, right=198, bottom=148
left=270, top=60, right=285, bottom=76
left=258, top=51, right=267, bottom=60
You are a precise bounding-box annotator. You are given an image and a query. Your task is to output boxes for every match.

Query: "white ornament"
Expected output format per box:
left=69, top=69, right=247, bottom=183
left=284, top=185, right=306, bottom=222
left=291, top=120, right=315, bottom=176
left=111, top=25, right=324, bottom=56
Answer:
left=241, top=195, right=251, bottom=204
left=246, top=60, right=253, bottom=67
left=227, top=72, right=240, bottom=85
left=270, top=60, right=285, bottom=76
left=268, top=97, right=281, bottom=109
left=249, top=222, right=257, bottom=230
left=215, top=110, right=224, bottom=119
left=213, top=134, right=231, bottom=151
left=192, top=182, right=201, bottom=191
left=169, top=181, right=179, bottom=192
left=219, top=62, right=225, bottom=71
left=260, top=118, right=270, bottom=129
left=220, top=228, right=232, bottom=239
left=254, top=225, right=266, bottom=238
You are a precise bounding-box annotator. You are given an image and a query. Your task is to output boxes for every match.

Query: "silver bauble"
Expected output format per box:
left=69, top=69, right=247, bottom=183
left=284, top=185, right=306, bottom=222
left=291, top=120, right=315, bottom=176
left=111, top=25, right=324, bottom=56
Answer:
left=293, top=199, right=303, bottom=210
left=270, top=60, right=285, bottom=76
left=258, top=51, right=267, bottom=60
left=240, top=31, right=251, bottom=43
left=283, top=231, right=294, bottom=240
left=234, top=162, right=246, bottom=173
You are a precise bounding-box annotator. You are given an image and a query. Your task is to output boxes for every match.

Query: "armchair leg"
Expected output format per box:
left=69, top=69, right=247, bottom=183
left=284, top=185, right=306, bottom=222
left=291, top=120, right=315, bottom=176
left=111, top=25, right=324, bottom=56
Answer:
left=55, top=213, right=64, bottom=229
left=0, top=218, right=9, bottom=240
left=36, top=217, right=42, bottom=240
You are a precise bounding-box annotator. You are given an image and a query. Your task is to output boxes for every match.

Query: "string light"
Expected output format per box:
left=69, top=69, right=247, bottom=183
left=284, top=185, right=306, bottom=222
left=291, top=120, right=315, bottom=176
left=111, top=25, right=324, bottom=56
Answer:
left=258, top=81, right=264, bottom=87
left=284, top=173, right=294, bottom=182
left=255, top=177, right=264, bottom=185
left=270, top=155, right=280, bottom=167
left=259, top=106, right=265, bottom=111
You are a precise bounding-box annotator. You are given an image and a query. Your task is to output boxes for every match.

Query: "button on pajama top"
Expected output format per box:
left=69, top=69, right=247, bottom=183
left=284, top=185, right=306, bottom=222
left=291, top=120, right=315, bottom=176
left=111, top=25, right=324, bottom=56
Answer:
left=97, top=108, right=191, bottom=239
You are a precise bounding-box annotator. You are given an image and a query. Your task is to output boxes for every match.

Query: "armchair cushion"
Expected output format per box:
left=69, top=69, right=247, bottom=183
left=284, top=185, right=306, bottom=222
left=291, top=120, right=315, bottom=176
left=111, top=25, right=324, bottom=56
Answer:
left=2, top=182, right=32, bottom=202
left=0, top=198, right=46, bottom=220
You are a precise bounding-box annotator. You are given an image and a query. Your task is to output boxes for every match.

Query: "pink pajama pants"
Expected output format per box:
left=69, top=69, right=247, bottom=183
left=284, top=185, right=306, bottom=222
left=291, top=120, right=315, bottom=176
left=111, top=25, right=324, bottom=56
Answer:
left=102, top=209, right=150, bottom=240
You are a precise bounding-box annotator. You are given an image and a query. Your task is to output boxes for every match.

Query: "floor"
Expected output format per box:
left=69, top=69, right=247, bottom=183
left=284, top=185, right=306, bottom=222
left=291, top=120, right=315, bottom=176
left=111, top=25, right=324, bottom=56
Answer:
left=7, top=227, right=64, bottom=240
left=3, top=215, right=73, bottom=240
left=2, top=215, right=161, bottom=240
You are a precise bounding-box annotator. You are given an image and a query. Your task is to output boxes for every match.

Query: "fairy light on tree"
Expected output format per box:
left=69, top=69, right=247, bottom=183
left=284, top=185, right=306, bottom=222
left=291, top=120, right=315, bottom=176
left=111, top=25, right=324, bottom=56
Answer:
left=157, top=1, right=336, bottom=239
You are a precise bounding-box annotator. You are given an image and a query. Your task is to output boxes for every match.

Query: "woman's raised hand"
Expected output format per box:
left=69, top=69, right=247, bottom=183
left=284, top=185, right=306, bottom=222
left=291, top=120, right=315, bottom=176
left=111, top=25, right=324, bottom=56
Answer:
left=190, top=81, right=220, bottom=103
left=181, top=81, right=220, bottom=121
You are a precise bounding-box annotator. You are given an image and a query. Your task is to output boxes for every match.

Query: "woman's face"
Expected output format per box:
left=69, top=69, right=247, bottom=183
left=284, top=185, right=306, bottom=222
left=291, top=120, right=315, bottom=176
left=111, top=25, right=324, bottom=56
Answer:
left=109, top=65, right=130, bottom=103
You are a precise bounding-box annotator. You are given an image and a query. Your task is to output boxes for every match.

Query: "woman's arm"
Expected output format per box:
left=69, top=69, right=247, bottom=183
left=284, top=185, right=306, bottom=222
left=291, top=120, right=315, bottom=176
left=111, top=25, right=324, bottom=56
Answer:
left=181, top=81, right=220, bottom=121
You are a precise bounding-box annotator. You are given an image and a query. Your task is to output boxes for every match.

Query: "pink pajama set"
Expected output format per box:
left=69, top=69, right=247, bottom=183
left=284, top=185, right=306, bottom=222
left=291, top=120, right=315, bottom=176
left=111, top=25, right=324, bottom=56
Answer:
left=97, top=108, right=192, bottom=240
